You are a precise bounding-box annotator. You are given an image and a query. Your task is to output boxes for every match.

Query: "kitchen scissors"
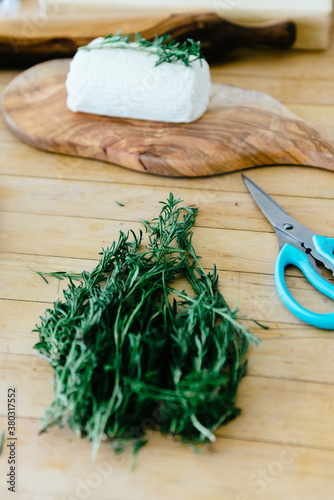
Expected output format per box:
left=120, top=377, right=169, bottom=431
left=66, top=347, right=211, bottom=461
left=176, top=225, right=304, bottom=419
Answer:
left=242, top=174, right=334, bottom=329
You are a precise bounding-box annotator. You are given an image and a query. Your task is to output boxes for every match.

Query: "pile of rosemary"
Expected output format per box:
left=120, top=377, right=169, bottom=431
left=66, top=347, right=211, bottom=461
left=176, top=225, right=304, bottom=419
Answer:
left=80, top=32, right=204, bottom=67
left=34, top=194, right=259, bottom=459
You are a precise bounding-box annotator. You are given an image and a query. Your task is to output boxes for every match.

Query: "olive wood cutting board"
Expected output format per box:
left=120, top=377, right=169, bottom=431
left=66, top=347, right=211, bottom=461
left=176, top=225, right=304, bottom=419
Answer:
left=2, top=58, right=334, bottom=177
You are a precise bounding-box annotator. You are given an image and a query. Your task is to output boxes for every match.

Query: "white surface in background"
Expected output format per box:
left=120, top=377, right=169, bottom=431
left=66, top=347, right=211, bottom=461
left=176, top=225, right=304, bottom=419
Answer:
left=0, top=0, right=20, bottom=15
left=39, top=0, right=333, bottom=13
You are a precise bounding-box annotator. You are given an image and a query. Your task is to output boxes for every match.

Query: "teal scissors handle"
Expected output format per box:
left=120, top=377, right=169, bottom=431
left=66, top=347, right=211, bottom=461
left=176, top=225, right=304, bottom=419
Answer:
left=275, top=235, right=334, bottom=329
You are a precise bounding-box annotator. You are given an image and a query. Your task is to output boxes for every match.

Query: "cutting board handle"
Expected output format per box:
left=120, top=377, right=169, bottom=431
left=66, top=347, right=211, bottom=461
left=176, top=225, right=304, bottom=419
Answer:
left=157, top=13, right=297, bottom=61
left=0, top=11, right=297, bottom=66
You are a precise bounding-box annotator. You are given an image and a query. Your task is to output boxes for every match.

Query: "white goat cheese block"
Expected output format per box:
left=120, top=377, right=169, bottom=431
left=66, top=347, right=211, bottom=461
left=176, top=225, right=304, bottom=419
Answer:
left=65, top=38, right=211, bottom=123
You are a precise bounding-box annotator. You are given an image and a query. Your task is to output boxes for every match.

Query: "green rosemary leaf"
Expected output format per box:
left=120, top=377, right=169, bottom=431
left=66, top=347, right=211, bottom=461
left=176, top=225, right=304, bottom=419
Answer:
left=131, top=439, right=148, bottom=471
left=251, top=319, right=270, bottom=330
left=33, top=270, right=83, bottom=282
left=33, top=194, right=259, bottom=460
left=115, top=201, right=124, bottom=207
left=79, top=32, right=204, bottom=67
left=30, top=268, right=49, bottom=284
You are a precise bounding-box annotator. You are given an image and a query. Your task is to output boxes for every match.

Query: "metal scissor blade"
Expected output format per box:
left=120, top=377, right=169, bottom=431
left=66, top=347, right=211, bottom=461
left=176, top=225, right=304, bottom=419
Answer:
left=242, top=174, right=294, bottom=229
left=242, top=174, right=316, bottom=243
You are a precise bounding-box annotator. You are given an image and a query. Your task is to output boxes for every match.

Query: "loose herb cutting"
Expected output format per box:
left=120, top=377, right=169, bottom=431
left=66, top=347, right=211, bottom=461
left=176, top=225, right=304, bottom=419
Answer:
left=79, top=32, right=204, bottom=67
left=34, top=194, right=260, bottom=460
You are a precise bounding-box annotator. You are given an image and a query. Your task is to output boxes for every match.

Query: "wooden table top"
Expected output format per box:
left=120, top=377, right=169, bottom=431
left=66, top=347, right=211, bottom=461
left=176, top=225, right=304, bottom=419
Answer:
left=1, top=13, right=334, bottom=500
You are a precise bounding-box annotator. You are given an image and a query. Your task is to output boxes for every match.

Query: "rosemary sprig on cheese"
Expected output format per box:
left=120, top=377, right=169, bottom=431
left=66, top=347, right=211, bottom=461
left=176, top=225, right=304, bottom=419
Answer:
left=79, top=32, right=204, bottom=67
left=34, top=194, right=261, bottom=460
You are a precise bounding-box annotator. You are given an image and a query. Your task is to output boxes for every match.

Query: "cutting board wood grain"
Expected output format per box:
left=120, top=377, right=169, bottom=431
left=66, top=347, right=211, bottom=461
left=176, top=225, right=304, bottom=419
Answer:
left=2, top=59, right=334, bottom=177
